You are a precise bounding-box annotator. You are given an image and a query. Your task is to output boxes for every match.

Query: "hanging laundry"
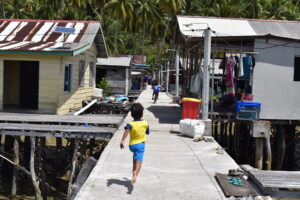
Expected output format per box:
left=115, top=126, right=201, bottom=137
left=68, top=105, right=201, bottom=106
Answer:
left=234, top=55, right=240, bottom=79
left=243, top=56, right=251, bottom=79
left=225, top=56, right=235, bottom=97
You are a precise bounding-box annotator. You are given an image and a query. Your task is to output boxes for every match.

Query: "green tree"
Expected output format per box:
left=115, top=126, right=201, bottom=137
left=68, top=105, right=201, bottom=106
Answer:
left=136, top=0, right=160, bottom=55
left=264, top=0, right=293, bottom=19
left=97, top=77, right=111, bottom=96
left=104, top=0, right=134, bottom=55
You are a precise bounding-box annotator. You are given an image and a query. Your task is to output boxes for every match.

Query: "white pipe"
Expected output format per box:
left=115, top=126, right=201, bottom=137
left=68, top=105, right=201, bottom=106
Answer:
left=175, top=53, right=179, bottom=97
left=73, top=99, right=97, bottom=116
left=202, top=28, right=211, bottom=120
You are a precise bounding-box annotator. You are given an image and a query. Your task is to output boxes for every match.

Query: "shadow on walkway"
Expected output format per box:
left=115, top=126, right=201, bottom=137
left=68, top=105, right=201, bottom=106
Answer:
left=107, top=178, right=134, bottom=194
left=147, top=106, right=181, bottom=124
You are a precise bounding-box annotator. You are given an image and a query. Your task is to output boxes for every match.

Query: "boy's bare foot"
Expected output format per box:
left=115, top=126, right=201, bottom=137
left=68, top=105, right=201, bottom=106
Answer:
left=131, top=172, right=137, bottom=184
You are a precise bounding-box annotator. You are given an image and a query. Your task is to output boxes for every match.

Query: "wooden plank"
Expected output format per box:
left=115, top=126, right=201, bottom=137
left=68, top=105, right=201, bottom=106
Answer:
left=0, top=123, right=116, bottom=133
left=215, top=173, right=257, bottom=197
left=248, top=169, right=300, bottom=189
left=0, top=113, right=124, bottom=125
left=241, top=164, right=300, bottom=194
left=0, top=130, right=113, bottom=139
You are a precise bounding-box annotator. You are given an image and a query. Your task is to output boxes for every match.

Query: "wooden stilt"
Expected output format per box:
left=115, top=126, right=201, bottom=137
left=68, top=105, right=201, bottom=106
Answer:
left=0, top=152, right=66, bottom=198
left=3, top=135, right=14, bottom=177
left=24, top=136, right=31, bottom=168
left=69, top=157, right=97, bottom=200
left=12, top=136, right=20, bottom=198
left=89, top=139, right=95, bottom=156
left=55, top=137, right=63, bottom=173
left=38, top=137, right=46, bottom=200
left=30, top=137, right=42, bottom=200
left=68, top=138, right=79, bottom=196
left=265, top=134, right=272, bottom=170
left=234, top=121, right=241, bottom=162
left=255, top=138, right=264, bottom=169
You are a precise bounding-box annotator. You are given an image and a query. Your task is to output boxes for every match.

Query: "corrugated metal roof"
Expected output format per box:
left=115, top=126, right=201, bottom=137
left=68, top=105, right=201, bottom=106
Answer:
left=177, top=16, right=300, bottom=40
left=0, top=19, right=101, bottom=54
left=97, top=57, right=132, bottom=67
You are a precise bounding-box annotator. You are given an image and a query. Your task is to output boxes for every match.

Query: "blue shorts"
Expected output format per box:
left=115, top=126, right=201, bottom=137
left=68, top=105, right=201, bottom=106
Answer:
left=129, top=142, right=145, bottom=161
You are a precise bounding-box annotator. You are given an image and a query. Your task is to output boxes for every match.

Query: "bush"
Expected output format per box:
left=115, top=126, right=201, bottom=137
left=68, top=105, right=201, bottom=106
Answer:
left=97, top=77, right=111, bottom=96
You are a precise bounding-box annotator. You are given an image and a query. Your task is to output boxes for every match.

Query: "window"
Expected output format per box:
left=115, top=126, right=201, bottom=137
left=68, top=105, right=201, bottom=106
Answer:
left=64, top=64, right=72, bottom=92
left=79, top=60, right=85, bottom=87
left=294, top=57, right=300, bottom=81
left=89, top=62, right=95, bottom=87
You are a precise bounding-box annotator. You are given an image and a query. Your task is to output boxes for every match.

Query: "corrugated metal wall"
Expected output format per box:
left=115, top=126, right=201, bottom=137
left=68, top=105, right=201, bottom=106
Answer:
left=253, top=38, right=300, bottom=120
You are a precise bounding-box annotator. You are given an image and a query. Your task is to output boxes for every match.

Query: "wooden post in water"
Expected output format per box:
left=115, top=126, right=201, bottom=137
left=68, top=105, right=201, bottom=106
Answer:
left=38, top=137, right=46, bottom=200
left=3, top=135, right=14, bottom=175
left=255, top=138, right=264, bottom=169
left=68, top=138, right=79, bottom=196
left=30, top=137, right=42, bottom=200
left=12, top=136, right=20, bottom=198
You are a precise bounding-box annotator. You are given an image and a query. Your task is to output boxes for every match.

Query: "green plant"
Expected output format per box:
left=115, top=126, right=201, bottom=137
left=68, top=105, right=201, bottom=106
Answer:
left=97, top=77, right=111, bottom=96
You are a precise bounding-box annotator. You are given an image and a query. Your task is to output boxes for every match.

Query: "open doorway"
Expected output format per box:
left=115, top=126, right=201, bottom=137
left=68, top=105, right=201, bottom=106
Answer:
left=96, top=67, right=107, bottom=87
left=3, top=60, right=39, bottom=110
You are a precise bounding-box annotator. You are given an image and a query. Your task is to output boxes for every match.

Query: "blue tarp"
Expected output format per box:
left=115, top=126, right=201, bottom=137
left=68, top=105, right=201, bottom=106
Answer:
left=132, top=63, right=150, bottom=69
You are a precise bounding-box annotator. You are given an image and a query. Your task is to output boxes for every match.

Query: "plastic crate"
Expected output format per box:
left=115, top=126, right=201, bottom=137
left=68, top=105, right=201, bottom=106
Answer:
left=236, top=110, right=260, bottom=120
left=236, top=101, right=261, bottom=120
left=236, top=101, right=261, bottom=112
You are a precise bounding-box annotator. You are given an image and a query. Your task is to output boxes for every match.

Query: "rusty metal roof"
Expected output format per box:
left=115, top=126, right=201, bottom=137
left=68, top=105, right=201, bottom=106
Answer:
left=0, top=19, right=104, bottom=55
left=97, top=57, right=132, bottom=67
left=177, top=16, right=300, bottom=40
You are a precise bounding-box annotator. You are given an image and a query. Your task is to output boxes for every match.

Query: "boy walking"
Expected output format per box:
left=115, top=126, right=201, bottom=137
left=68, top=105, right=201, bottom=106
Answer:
left=120, top=103, right=149, bottom=184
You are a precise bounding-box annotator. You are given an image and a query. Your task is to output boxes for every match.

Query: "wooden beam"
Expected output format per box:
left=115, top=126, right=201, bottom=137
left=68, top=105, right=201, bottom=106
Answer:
left=30, top=137, right=42, bottom=200
left=0, top=113, right=123, bottom=126
left=0, top=131, right=113, bottom=139
left=0, top=152, right=66, bottom=198
left=69, top=157, right=97, bottom=200
left=68, top=139, right=79, bottom=196
left=11, top=136, right=20, bottom=198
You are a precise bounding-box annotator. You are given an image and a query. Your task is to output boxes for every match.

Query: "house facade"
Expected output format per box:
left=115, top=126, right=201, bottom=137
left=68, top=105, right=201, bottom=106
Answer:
left=96, top=57, right=132, bottom=96
left=0, top=19, right=107, bottom=115
left=176, top=16, right=300, bottom=120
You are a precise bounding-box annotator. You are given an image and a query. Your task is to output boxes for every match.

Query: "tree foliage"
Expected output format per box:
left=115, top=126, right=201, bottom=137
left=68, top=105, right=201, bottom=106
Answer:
left=1, top=0, right=300, bottom=66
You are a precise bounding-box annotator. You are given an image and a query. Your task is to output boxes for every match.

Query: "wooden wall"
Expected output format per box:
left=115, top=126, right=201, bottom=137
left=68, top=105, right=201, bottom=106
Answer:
left=97, top=65, right=127, bottom=95
left=0, top=43, right=97, bottom=115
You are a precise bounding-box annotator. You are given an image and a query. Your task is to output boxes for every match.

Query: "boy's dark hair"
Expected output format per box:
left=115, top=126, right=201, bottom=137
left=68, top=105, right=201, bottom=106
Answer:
left=131, top=103, right=144, bottom=120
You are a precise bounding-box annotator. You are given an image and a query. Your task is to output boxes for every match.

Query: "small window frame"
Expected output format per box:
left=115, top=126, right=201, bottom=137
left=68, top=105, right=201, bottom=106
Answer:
left=64, top=64, right=72, bottom=92
left=89, top=62, right=95, bottom=87
left=79, top=60, right=85, bottom=87
left=294, top=56, right=300, bottom=81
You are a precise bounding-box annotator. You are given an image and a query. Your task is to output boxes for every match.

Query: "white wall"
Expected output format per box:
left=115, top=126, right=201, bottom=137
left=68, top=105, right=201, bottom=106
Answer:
left=253, top=39, right=300, bottom=120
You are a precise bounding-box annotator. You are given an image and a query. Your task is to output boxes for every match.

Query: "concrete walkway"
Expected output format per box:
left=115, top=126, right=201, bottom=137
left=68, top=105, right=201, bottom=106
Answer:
left=75, top=87, right=239, bottom=200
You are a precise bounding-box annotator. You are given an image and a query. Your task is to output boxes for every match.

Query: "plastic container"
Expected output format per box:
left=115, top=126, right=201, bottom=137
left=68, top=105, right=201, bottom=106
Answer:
left=181, top=98, right=202, bottom=119
left=236, top=101, right=261, bottom=120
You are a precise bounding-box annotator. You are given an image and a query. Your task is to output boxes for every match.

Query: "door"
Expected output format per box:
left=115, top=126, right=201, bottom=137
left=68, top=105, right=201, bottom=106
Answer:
left=20, top=61, right=39, bottom=109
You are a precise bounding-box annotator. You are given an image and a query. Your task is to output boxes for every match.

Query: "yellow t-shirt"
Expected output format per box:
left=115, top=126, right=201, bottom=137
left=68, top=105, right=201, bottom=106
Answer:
left=127, top=120, right=149, bottom=145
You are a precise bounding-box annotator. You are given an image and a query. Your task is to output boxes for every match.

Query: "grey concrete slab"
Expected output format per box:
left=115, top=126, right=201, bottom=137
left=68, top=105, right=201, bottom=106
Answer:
left=75, top=86, right=239, bottom=200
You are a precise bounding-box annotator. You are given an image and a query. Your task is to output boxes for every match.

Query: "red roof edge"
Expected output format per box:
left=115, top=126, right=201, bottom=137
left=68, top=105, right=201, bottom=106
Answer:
left=0, top=18, right=100, bottom=23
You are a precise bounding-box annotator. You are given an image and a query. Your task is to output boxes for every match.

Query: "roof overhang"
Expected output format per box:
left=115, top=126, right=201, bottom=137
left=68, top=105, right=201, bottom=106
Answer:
left=176, top=16, right=300, bottom=46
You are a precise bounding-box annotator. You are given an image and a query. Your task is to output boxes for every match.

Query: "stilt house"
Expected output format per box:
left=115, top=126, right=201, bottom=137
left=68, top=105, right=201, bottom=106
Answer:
left=0, top=19, right=107, bottom=115
left=176, top=16, right=300, bottom=121
left=96, top=57, right=132, bottom=96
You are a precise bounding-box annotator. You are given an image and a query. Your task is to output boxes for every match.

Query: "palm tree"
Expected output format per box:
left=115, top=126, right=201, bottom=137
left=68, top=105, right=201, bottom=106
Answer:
left=209, top=0, right=248, bottom=18
left=104, top=0, right=134, bottom=55
left=6, top=0, right=30, bottom=19
left=181, top=0, right=203, bottom=16
left=263, top=0, right=292, bottom=19
left=136, top=0, right=159, bottom=55
left=154, top=0, right=185, bottom=66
